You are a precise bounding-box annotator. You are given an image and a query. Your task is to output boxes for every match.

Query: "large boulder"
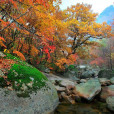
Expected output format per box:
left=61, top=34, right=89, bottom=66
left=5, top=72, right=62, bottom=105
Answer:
left=100, top=85, right=114, bottom=102
left=98, top=69, right=114, bottom=79
left=75, top=78, right=101, bottom=101
left=106, top=96, right=114, bottom=112
left=0, top=53, right=59, bottom=114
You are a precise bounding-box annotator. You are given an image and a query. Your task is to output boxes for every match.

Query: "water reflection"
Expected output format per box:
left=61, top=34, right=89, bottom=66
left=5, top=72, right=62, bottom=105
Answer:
left=54, top=101, right=113, bottom=114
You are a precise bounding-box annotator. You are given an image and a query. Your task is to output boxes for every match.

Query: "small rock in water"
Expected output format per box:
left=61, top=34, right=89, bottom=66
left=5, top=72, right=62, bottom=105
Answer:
left=61, top=92, right=75, bottom=104
left=106, top=96, right=114, bottom=112
left=110, top=77, right=114, bottom=84
left=100, top=85, right=114, bottom=102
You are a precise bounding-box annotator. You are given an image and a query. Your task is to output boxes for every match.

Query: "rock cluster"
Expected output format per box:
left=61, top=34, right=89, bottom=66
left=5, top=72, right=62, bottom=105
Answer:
left=45, top=73, right=114, bottom=112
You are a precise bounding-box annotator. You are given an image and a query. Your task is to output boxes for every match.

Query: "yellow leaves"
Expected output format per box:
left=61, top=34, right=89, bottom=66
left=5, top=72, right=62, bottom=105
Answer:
left=67, top=54, right=78, bottom=64
left=4, top=49, right=10, bottom=53
left=13, top=50, right=26, bottom=61
left=55, top=54, right=78, bottom=70
left=56, top=58, right=67, bottom=70
left=66, top=47, right=72, bottom=54
left=111, top=53, right=114, bottom=59
left=30, top=45, right=39, bottom=57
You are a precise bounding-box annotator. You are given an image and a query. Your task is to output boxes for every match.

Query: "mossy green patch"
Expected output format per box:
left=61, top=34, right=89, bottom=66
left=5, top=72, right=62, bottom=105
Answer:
left=8, top=63, right=47, bottom=84
left=0, top=53, right=50, bottom=97
left=4, top=53, right=20, bottom=60
left=7, top=63, right=48, bottom=95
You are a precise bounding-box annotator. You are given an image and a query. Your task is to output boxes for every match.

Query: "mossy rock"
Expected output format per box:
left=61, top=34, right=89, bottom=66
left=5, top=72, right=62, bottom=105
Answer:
left=0, top=53, right=48, bottom=94
left=0, top=52, right=59, bottom=114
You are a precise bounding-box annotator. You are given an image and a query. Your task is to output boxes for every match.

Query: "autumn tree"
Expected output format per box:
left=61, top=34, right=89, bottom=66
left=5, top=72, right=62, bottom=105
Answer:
left=89, top=20, right=114, bottom=69
left=0, top=0, right=61, bottom=64
left=0, top=1, right=113, bottom=72
left=53, top=3, right=112, bottom=71
left=63, top=3, right=112, bottom=56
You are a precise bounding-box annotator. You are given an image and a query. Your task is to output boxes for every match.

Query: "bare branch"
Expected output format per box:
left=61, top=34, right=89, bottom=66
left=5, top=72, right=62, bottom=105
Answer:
left=0, top=6, right=32, bottom=32
left=0, top=6, right=41, bottom=38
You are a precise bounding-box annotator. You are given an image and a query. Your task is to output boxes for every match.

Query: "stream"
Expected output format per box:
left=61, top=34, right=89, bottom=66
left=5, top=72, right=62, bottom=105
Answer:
left=54, top=101, right=113, bottom=114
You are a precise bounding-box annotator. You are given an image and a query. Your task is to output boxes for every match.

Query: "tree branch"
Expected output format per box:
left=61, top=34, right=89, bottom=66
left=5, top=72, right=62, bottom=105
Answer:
left=0, top=6, right=32, bottom=32
left=0, top=6, right=42, bottom=38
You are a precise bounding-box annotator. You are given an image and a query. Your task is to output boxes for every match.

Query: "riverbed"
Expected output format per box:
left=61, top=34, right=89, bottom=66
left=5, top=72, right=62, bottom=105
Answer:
left=54, top=101, right=113, bottom=114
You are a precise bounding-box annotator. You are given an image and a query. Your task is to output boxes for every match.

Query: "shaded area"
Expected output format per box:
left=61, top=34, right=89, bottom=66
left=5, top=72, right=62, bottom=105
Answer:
left=55, top=101, right=113, bottom=114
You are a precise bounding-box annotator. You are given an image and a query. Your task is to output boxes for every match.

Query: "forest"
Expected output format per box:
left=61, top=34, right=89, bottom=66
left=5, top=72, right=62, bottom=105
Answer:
left=0, top=0, right=114, bottom=114
left=0, top=0, right=113, bottom=73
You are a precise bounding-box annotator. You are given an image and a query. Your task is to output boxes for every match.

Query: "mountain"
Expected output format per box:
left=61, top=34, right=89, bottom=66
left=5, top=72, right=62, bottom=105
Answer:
left=96, top=5, right=114, bottom=25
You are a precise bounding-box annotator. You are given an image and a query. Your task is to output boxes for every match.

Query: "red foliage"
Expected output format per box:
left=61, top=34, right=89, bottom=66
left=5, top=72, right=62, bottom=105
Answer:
left=90, top=57, right=104, bottom=66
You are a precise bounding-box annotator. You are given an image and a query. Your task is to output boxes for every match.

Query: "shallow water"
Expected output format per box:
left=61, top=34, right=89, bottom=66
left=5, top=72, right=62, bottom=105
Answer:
left=54, top=101, right=113, bottom=114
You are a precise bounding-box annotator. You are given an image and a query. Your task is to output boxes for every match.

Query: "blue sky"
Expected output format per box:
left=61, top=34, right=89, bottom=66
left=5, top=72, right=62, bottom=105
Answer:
left=60, top=0, right=114, bottom=14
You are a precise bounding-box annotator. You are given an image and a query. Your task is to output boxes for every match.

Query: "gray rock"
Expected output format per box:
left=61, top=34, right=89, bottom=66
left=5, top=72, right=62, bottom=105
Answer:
left=106, top=96, right=114, bottom=112
left=55, top=86, right=66, bottom=92
left=0, top=51, right=6, bottom=57
left=0, top=81, right=59, bottom=114
left=80, top=79, right=87, bottom=83
left=98, top=69, right=114, bottom=79
left=110, top=77, right=114, bottom=84
left=80, top=70, right=95, bottom=79
left=60, top=79, right=75, bottom=87
left=63, top=71, right=78, bottom=81
left=44, top=73, right=76, bottom=87
left=44, top=68, right=50, bottom=73
left=75, top=78, right=101, bottom=101
left=99, top=78, right=111, bottom=86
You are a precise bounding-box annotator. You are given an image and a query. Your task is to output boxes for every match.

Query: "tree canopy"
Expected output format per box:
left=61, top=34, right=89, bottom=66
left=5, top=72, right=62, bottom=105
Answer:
left=0, top=0, right=113, bottom=71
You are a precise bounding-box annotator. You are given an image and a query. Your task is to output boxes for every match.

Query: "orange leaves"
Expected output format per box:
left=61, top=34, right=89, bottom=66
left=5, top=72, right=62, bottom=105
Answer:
left=13, top=50, right=26, bottom=61
left=30, top=45, right=39, bottom=57
left=9, top=0, right=18, bottom=9
left=0, top=36, right=6, bottom=48
left=28, top=0, right=33, bottom=5
left=36, top=0, right=48, bottom=8
left=0, top=19, right=9, bottom=27
left=0, top=59, right=15, bottom=70
left=67, top=54, right=78, bottom=64
left=17, top=17, right=25, bottom=25
left=0, top=37, right=6, bottom=42
left=56, top=58, right=67, bottom=70
left=55, top=54, right=78, bottom=70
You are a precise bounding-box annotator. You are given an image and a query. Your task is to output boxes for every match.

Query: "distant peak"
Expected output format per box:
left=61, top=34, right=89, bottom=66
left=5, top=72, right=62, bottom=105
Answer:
left=96, top=5, right=114, bottom=25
